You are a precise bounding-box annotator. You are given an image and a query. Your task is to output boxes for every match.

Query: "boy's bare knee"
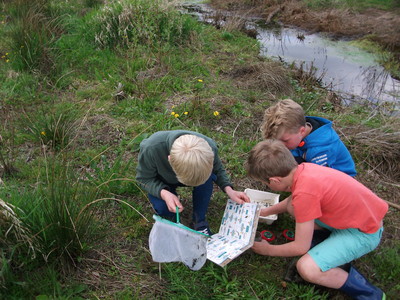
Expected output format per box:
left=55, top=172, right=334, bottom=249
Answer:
left=296, top=254, right=320, bottom=282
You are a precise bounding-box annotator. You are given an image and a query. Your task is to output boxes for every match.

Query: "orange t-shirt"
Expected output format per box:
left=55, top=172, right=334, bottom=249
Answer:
left=291, top=163, right=388, bottom=233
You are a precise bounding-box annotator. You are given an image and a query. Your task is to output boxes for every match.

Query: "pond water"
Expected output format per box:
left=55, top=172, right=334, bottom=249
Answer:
left=180, top=1, right=400, bottom=109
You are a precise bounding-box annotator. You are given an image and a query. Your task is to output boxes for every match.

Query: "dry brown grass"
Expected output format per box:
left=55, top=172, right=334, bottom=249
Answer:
left=0, top=199, right=36, bottom=256
left=228, top=61, right=293, bottom=97
left=344, top=126, right=400, bottom=182
left=0, top=199, right=37, bottom=288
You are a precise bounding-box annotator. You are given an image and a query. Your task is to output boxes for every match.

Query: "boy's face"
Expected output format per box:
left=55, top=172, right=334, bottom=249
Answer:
left=278, top=127, right=304, bottom=150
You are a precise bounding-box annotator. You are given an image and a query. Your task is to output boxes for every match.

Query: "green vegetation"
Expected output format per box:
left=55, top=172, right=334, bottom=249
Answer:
left=0, top=0, right=399, bottom=298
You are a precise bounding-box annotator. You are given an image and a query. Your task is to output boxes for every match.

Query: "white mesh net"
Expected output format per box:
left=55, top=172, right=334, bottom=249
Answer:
left=149, top=215, right=208, bottom=271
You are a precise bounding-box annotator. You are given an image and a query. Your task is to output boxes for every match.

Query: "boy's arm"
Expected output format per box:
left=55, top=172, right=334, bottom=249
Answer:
left=252, top=220, right=314, bottom=256
left=260, top=195, right=292, bottom=217
left=136, top=147, right=170, bottom=198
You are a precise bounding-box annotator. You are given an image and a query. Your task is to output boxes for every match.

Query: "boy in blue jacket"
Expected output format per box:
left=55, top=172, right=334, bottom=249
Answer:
left=261, top=99, right=356, bottom=177
left=261, top=99, right=357, bottom=278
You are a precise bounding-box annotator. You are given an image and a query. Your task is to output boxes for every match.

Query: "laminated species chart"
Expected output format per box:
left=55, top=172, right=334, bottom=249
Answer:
left=207, top=199, right=261, bottom=267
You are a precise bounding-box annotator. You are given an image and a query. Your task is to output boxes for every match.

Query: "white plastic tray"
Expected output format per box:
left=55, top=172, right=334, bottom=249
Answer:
left=245, top=188, right=279, bottom=224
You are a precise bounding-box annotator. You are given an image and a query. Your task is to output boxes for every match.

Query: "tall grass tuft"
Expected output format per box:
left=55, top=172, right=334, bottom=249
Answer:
left=91, top=0, right=201, bottom=49
left=1, top=158, right=100, bottom=267
left=37, top=161, right=99, bottom=264
left=25, top=105, right=80, bottom=152
left=7, top=0, right=64, bottom=75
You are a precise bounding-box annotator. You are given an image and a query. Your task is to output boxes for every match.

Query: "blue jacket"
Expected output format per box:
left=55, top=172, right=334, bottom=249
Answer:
left=291, top=116, right=356, bottom=177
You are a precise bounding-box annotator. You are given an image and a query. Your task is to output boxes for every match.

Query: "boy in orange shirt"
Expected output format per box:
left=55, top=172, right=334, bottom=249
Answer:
left=246, top=139, right=388, bottom=299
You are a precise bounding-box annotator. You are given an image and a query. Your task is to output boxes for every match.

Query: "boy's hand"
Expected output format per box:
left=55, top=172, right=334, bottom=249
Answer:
left=260, top=207, right=273, bottom=217
left=160, top=189, right=184, bottom=213
left=251, top=240, right=272, bottom=256
left=224, top=186, right=250, bottom=204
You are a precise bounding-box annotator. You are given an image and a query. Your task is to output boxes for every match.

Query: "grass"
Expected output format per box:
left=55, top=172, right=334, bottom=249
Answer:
left=0, top=0, right=399, bottom=298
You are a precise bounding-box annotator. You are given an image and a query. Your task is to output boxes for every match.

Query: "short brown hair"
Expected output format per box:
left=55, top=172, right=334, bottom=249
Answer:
left=169, top=135, right=214, bottom=186
left=261, top=99, right=306, bottom=139
left=246, top=139, right=297, bottom=182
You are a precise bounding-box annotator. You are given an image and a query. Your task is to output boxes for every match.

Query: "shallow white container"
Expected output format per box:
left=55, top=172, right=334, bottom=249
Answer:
left=245, top=188, right=280, bottom=224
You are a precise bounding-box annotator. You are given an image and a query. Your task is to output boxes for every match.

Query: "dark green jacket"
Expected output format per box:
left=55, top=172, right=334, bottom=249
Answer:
left=136, top=130, right=232, bottom=198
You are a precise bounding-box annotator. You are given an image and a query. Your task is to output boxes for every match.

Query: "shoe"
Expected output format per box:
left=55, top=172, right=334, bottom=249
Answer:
left=193, top=221, right=213, bottom=236
left=340, top=266, right=385, bottom=299
left=283, top=258, right=306, bottom=284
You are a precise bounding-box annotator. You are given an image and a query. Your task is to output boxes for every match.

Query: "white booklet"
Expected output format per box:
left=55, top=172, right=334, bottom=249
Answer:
left=206, top=199, right=261, bottom=267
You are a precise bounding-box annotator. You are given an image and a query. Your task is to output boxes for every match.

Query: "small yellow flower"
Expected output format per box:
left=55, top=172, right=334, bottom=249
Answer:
left=5, top=53, right=8, bottom=56
left=5, top=59, right=9, bottom=63
left=171, top=111, right=175, bottom=115
left=213, top=111, right=220, bottom=117
left=184, top=111, right=188, bottom=115
left=174, top=113, right=179, bottom=118
left=198, top=79, right=203, bottom=82
left=41, top=131, right=46, bottom=136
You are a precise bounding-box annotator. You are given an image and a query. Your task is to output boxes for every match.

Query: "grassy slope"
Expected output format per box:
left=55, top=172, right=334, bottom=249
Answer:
left=0, top=0, right=399, bottom=299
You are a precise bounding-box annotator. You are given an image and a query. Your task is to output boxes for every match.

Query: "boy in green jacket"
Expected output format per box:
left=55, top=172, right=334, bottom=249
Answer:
left=136, top=130, right=249, bottom=235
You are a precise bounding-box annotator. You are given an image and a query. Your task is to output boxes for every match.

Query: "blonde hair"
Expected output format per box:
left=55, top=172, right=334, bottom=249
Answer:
left=261, top=99, right=306, bottom=139
left=169, top=135, right=214, bottom=186
left=246, top=139, right=297, bottom=182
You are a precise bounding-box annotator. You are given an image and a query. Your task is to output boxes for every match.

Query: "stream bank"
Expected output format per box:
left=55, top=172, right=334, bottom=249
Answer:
left=181, top=1, right=400, bottom=111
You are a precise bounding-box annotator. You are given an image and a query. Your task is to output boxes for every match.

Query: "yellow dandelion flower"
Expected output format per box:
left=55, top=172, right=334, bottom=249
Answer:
left=184, top=111, right=188, bottom=115
left=174, top=113, right=180, bottom=118
left=213, top=111, right=220, bottom=117
left=198, top=79, right=203, bottom=82
left=5, top=59, right=9, bottom=63
left=5, top=53, right=8, bottom=56
left=171, top=111, right=175, bottom=115
left=41, top=131, right=46, bottom=136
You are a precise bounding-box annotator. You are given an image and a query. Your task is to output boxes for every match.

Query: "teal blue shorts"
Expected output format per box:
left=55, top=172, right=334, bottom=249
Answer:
left=308, top=220, right=383, bottom=272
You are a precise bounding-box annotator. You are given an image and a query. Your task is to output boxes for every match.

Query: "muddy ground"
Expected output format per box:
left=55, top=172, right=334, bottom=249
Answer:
left=209, top=0, right=400, bottom=59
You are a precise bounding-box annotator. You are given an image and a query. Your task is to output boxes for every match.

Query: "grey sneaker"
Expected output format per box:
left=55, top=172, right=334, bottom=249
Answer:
left=193, top=221, right=213, bottom=236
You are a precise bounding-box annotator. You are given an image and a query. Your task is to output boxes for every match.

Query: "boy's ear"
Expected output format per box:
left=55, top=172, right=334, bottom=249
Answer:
left=269, top=177, right=281, bottom=184
left=299, top=126, right=306, bottom=135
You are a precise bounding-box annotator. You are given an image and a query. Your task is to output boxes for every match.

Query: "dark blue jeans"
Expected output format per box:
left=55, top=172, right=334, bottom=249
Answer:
left=149, top=174, right=217, bottom=225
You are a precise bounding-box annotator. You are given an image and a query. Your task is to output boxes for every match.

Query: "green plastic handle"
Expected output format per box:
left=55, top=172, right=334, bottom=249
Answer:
left=176, top=206, right=180, bottom=224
